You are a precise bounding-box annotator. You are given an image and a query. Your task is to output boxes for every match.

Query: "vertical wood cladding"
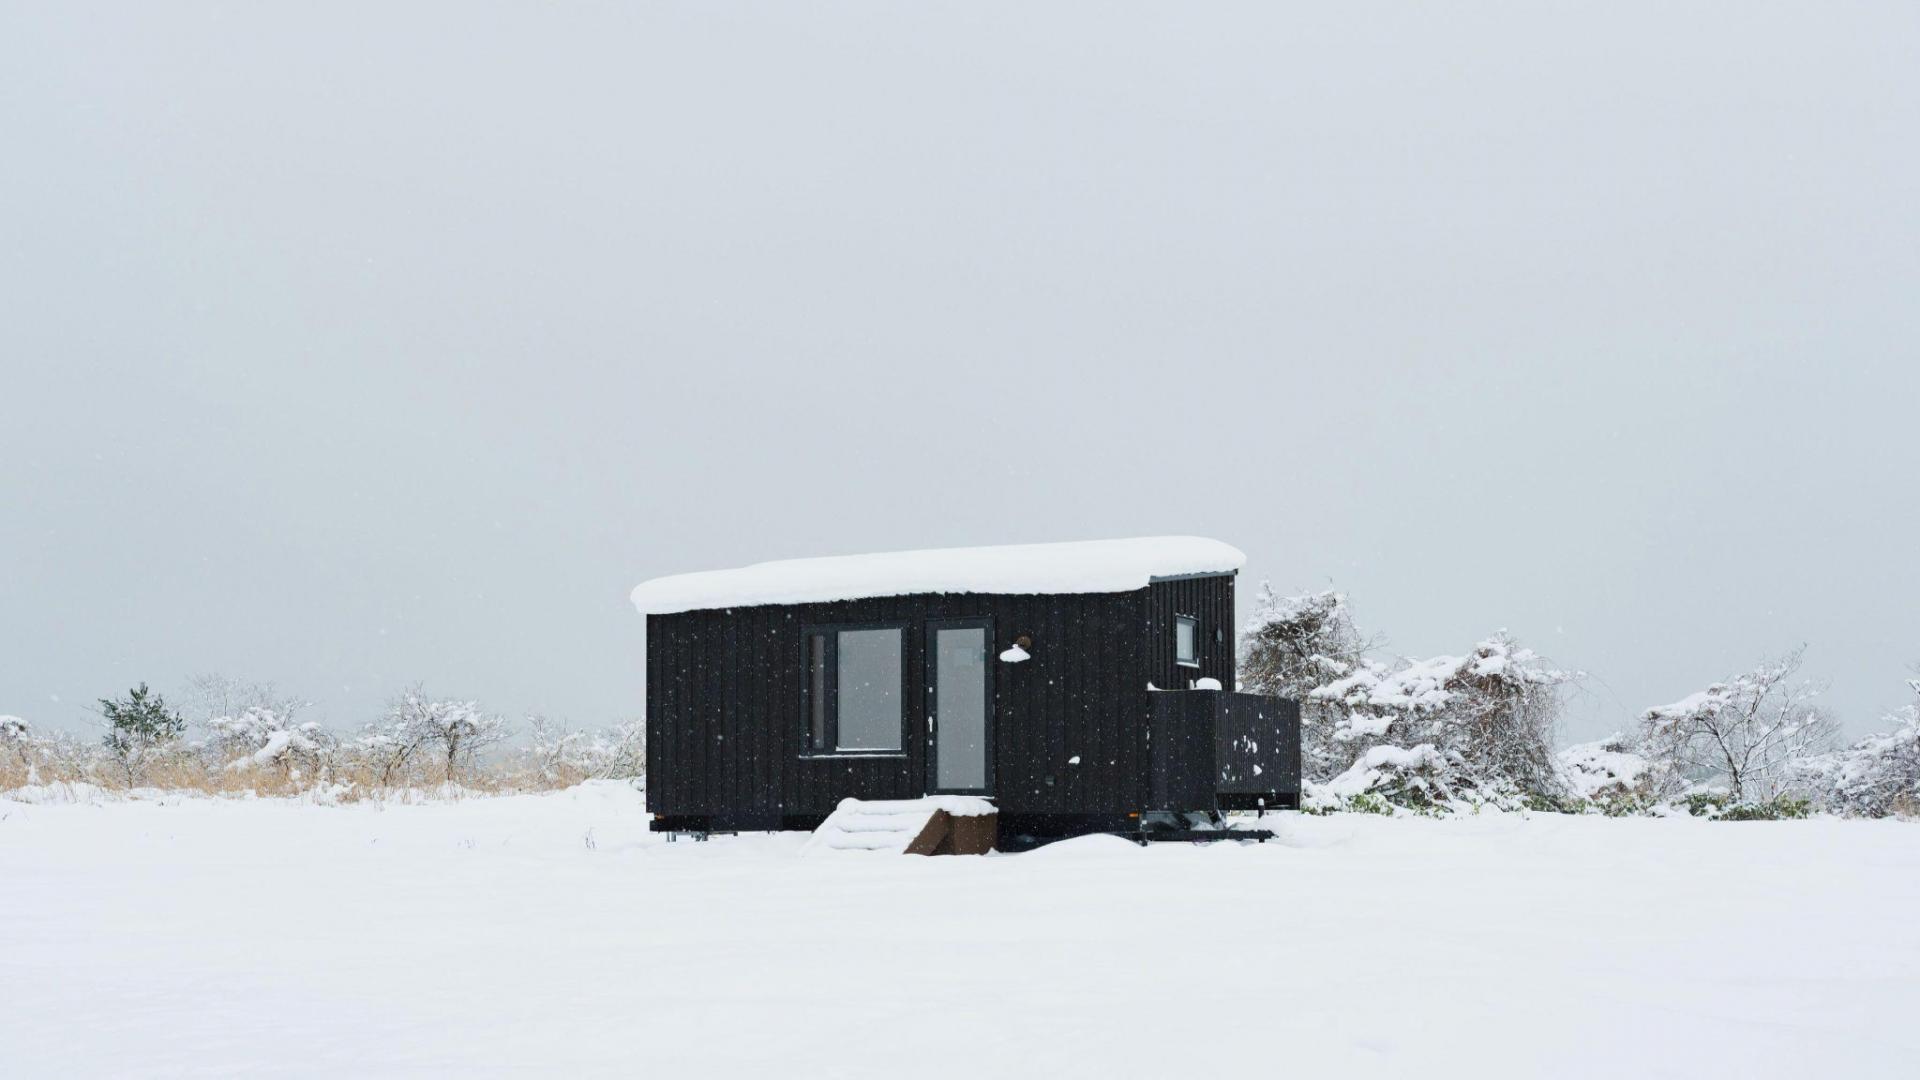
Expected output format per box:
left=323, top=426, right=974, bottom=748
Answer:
left=1148, top=691, right=1302, bottom=811
left=1144, top=575, right=1236, bottom=693
left=645, top=573, right=1245, bottom=825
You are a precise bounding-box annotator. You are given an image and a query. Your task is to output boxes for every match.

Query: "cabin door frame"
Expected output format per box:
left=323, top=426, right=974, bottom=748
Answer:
left=924, top=617, right=994, bottom=796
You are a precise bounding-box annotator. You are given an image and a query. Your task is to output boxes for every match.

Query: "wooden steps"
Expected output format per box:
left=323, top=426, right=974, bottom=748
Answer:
left=802, top=796, right=998, bottom=856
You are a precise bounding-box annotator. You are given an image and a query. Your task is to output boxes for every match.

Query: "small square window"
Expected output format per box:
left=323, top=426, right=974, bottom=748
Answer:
left=1175, top=615, right=1199, bottom=667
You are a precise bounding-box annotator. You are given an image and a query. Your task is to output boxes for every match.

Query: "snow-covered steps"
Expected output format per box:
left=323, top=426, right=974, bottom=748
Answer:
left=801, top=796, right=998, bottom=856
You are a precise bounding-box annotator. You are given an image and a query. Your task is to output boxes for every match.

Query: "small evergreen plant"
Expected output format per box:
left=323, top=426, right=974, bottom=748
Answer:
left=100, top=683, right=185, bottom=786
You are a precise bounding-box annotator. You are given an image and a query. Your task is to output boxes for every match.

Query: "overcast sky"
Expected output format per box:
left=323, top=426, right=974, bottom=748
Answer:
left=3, top=3, right=1917, bottom=742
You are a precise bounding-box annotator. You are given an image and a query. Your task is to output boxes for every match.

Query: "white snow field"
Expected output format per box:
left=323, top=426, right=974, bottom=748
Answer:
left=4, top=783, right=1917, bottom=1079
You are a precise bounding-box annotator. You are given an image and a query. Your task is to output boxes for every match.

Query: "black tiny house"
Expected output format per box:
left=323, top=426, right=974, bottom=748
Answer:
left=632, top=537, right=1301, bottom=839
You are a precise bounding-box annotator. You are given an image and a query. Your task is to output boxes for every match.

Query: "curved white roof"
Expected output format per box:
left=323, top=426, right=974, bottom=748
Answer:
left=630, top=536, right=1245, bottom=615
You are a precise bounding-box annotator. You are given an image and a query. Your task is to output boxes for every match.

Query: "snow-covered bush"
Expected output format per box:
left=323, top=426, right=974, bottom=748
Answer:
left=181, top=674, right=297, bottom=731
left=0, top=725, right=94, bottom=790
left=1306, top=744, right=1456, bottom=815
left=1797, top=679, right=1920, bottom=818
left=1557, top=734, right=1661, bottom=816
left=1309, top=633, right=1575, bottom=811
left=514, top=715, right=646, bottom=786
left=383, top=688, right=510, bottom=786
left=1, top=715, right=32, bottom=785
left=347, top=715, right=425, bottom=788
left=207, top=706, right=333, bottom=785
left=1640, top=649, right=1837, bottom=808
left=1679, top=791, right=1813, bottom=820
left=520, top=714, right=584, bottom=783
left=585, top=717, right=646, bottom=781
left=1238, top=587, right=1373, bottom=780
left=171, top=675, right=337, bottom=791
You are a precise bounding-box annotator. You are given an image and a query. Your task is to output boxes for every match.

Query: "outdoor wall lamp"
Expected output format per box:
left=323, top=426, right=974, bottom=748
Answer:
left=999, top=633, right=1034, bottom=663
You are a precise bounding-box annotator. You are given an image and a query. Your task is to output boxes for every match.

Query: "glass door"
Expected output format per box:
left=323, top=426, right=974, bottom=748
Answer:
left=927, top=620, right=992, bottom=795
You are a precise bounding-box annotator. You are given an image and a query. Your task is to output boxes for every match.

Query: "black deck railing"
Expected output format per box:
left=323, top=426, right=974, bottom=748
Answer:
left=1148, top=690, right=1302, bottom=812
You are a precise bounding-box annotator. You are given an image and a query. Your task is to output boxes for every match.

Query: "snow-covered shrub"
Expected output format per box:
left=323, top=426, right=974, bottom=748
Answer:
left=1306, top=744, right=1457, bottom=815
left=519, top=714, right=584, bottom=783
left=382, top=688, right=510, bottom=786
left=1, top=715, right=32, bottom=785
left=347, top=716, right=425, bottom=788
left=1557, top=734, right=1661, bottom=816
left=207, top=706, right=333, bottom=787
left=1309, top=633, right=1575, bottom=811
left=181, top=674, right=296, bottom=730
left=513, top=715, right=646, bottom=787
left=177, top=675, right=321, bottom=787
left=1796, top=679, right=1920, bottom=817
left=584, top=717, right=646, bottom=781
left=1, top=726, right=94, bottom=791
left=1641, top=649, right=1837, bottom=808
left=1238, top=587, right=1373, bottom=780
left=1680, top=791, right=1813, bottom=821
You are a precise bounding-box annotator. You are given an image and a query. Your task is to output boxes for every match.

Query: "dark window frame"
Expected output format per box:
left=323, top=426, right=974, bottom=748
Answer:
left=1174, top=613, right=1200, bottom=668
left=924, top=616, right=994, bottom=796
left=799, top=621, right=909, bottom=757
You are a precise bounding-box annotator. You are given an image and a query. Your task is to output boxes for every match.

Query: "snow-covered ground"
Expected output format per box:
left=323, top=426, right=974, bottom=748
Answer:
left=4, top=784, right=1916, bottom=1078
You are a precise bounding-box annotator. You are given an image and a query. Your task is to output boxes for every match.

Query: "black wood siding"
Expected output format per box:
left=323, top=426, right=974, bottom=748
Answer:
left=1144, top=574, right=1236, bottom=692
left=1215, top=692, right=1302, bottom=809
left=1148, top=690, right=1303, bottom=811
left=646, top=589, right=1152, bottom=823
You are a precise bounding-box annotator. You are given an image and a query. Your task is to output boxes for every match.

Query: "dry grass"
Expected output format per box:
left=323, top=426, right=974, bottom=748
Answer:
left=0, top=739, right=627, bottom=802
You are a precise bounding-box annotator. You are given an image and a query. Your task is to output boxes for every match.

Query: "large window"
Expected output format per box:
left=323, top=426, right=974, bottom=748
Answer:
left=1175, top=614, right=1199, bottom=668
left=803, top=626, right=904, bottom=753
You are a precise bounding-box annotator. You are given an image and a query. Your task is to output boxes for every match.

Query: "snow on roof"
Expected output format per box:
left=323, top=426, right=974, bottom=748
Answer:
left=630, top=536, right=1245, bottom=615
